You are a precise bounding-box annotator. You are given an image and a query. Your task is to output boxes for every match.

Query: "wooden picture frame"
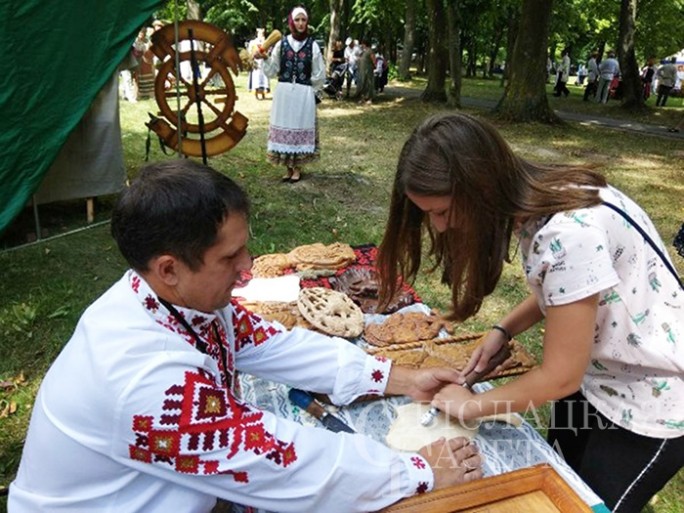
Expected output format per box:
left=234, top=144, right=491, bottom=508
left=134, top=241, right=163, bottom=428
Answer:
left=379, top=464, right=593, bottom=513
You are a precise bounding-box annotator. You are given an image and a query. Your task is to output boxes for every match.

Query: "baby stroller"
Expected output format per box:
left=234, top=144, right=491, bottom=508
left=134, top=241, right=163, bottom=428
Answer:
left=323, top=63, right=349, bottom=100
left=609, top=77, right=623, bottom=101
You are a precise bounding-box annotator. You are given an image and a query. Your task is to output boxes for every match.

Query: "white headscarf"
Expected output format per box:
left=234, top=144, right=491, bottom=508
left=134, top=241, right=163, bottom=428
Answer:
left=290, top=7, right=308, bottom=20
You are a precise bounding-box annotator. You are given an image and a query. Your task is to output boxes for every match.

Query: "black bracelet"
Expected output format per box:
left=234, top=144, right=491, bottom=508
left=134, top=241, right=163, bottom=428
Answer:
left=491, top=324, right=513, bottom=341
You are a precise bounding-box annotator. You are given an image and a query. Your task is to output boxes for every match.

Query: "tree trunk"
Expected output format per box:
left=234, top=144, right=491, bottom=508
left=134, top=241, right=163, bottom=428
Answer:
left=496, top=0, right=559, bottom=123
left=501, top=5, right=519, bottom=87
left=446, top=2, right=462, bottom=108
left=465, top=39, right=477, bottom=77
left=327, top=0, right=344, bottom=65
left=421, top=0, right=448, bottom=102
left=399, top=0, right=417, bottom=80
left=618, top=0, right=645, bottom=110
left=488, top=24, right=505, bottom=77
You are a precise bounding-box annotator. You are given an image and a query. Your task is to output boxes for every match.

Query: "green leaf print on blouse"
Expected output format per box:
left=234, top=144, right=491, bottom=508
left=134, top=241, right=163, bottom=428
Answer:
left=657, top=419, right=684, bottom=430
left=647, top=378, right=670, bottom=398
left=661, top=323, right=676, bottom=344
left=549, top=238, right=566, bottom=260
left=632, top=310, right=650, bottom=325
left=649, top=272, right=662, bottom=292
left=599, top=291, right=621, bottom=306
left=591, top=360, right=609, bottom=371
left=567, top=212, right=590, bottom=227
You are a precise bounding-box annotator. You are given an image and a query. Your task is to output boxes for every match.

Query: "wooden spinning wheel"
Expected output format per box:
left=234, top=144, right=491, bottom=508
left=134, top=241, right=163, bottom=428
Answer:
left=146, top=20, right=248, bottom=158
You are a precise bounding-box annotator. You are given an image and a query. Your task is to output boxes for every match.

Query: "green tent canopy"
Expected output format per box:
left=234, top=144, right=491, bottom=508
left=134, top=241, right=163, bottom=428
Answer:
left=0, top=0, right=164, bottom=235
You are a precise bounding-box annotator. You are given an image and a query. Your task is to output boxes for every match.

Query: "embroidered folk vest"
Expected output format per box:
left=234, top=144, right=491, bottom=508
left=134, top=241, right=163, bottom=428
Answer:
left=279, top=37, right=313, bottom=85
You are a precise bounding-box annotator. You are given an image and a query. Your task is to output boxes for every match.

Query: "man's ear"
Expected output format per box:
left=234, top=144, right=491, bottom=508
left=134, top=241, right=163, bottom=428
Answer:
left=150, top=254, right=181, bottom=286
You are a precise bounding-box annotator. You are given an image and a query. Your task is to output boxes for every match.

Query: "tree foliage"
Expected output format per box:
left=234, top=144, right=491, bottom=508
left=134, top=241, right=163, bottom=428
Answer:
left=152, top=0, right=684, bottom=115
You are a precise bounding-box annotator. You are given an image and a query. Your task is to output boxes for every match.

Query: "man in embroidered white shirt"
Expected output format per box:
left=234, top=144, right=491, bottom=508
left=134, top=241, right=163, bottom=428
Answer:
left=8, top=160, right=482, bottom=513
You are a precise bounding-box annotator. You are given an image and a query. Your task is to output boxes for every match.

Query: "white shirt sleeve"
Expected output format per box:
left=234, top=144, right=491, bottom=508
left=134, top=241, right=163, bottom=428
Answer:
left=525, top=214, right=620, bottom=307
left=261, top=40, right=281, bottom=78
left=116, top=347, right=433, bottom=512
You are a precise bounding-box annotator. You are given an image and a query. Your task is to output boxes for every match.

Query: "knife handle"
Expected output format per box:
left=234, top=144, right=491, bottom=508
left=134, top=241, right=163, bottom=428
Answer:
left=288, top=388, right=327, bottom=420
left=464, top=342, right=512, bottom=388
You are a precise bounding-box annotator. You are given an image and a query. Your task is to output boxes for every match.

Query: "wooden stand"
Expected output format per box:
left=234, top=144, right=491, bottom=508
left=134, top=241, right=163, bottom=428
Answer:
left=86, top=198, right=95, bottom=223
left=379, top=465, right=593, bottom=513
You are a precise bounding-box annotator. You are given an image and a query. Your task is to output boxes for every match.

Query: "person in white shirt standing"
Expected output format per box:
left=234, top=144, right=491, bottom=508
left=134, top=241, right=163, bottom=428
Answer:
left=553, top=48, right=571, bottom=97
left=583, top=51, right=599, bottom=101
left=8, top=159, right=482, bottom=513
left=655, top=57, right=678, bottom=107
left=596, top=50, right=621, bottom=104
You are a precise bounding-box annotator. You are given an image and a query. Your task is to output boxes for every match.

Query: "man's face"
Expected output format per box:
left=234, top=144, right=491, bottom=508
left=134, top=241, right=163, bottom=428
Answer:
left=173, top=213, right=252, bottom=313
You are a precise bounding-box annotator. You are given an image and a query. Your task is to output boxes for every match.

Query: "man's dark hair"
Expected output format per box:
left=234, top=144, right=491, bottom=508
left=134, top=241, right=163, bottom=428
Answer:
left=111, top=160, right=250, bottom=272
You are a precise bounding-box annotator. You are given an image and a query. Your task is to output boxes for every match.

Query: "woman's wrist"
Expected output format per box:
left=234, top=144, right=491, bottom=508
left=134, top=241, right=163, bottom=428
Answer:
left=491, top=324, right=513, bottom=341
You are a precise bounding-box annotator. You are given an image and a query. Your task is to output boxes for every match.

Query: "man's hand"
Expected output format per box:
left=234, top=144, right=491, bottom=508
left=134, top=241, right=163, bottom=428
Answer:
left=419, top=436, right=483, bottom=489
left=385, top=365, right=461, bottom=402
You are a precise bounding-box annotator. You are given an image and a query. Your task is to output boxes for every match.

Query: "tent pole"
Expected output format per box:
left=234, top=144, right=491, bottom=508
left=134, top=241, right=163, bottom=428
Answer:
left=173, top=0, right=182, bottom=157
left=32, top=195, right=42, bottom=241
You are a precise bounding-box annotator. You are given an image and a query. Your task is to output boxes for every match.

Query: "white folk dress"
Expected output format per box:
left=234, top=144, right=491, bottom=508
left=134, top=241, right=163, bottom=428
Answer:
left=518, top=186, right=683, bottom=439
left=247, top=37, right=270, bottom=93
left=261, top=35, right=325, bottom=167
left=9, top=271, right=433, bottom=513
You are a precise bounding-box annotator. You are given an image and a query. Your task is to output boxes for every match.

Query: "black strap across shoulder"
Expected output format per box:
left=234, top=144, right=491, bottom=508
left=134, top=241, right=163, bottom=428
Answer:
left=602, top=201, right=683, bottom=290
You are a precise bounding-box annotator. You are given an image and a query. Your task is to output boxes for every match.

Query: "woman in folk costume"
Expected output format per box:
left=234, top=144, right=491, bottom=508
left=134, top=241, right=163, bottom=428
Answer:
left=247, top=28, right=271, bottom=100
left=257, top=6, right=325, bottom=183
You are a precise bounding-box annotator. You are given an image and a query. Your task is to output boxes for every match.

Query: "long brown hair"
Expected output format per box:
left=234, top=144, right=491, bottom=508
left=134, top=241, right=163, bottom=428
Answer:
left=377, top=112, right=607, bottom=321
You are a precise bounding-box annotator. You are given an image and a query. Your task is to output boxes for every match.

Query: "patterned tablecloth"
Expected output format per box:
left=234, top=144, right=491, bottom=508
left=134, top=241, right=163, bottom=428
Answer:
left=238, top=373, right=609, bottom=513
left=233, top=255, right=609, bottom=512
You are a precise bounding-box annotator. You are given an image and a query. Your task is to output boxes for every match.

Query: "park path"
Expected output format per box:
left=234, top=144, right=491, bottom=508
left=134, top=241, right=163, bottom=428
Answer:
left=385, top=85, right=684, bottom=141
left=466, top=97, right=684, bottom=141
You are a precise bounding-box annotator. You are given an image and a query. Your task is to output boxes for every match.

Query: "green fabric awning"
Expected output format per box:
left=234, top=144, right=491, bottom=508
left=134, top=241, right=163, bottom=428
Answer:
left=0, top=0, right=164, bottom=235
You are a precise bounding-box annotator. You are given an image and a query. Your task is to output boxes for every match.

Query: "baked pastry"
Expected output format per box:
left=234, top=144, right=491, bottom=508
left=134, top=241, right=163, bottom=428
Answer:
left=240, top=301, right=312, bottom=330
left=328, top=266, right=415, bottom=314
left=287, top=242, right=357, bottom=271
left=250, top=253, right=292, bottom=278
left=364, top=311, right=451, bottom=347
left=297, top=287, right=364, bottom=338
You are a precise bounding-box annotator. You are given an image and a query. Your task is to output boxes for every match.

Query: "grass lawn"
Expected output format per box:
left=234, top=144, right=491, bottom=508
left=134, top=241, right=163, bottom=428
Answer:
left=1, top=72, right=682, bottom=511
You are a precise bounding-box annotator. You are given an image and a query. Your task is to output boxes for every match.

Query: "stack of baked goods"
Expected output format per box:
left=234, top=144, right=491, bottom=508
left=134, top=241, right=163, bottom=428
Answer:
left=249, top=242, right=357, bottom=278
left=287, top=242, right=357, bottom=272
left=328, top=266, right=416, bottom=314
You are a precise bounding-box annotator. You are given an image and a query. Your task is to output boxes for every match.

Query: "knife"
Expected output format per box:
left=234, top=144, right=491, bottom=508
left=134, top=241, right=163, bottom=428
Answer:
left=421, top=342, right=513, bottom=426
left=288, top=388, right=356, bottom=434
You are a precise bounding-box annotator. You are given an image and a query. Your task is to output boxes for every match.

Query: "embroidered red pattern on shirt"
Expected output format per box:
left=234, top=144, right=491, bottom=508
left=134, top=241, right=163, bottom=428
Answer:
left=231, top=300, right=279, bottom=351
left=410, top=455, right=427, bottom=469
left=130, top=368, right=297, bottom=482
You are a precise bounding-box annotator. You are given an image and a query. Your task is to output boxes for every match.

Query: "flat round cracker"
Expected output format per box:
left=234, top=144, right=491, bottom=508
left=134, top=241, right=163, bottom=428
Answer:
left=386, top=402, right=478, bottom=452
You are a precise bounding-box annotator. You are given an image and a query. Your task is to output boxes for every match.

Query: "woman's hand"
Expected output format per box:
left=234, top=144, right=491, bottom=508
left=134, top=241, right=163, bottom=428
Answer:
left=458, top=331, right=506, bottom=384
left=431, top=383, right=478, bottom=421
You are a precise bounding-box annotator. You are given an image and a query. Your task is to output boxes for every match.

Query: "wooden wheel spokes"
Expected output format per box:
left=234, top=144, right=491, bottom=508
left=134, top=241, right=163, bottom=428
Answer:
left=147, top=20, right=247, bottom=158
